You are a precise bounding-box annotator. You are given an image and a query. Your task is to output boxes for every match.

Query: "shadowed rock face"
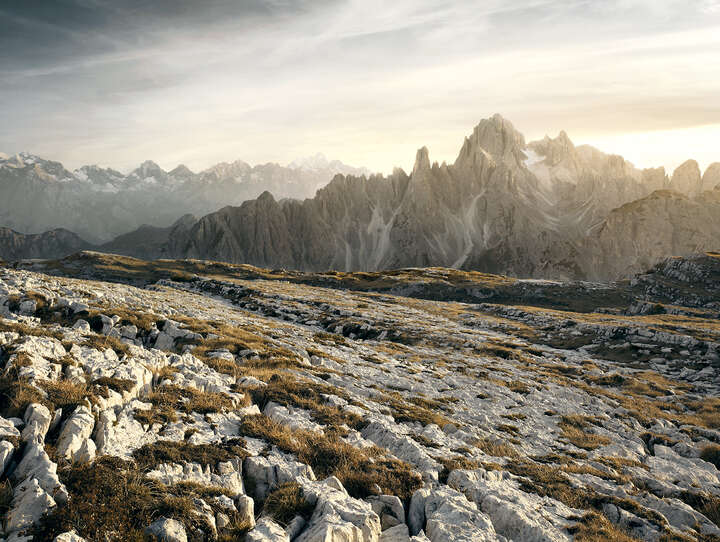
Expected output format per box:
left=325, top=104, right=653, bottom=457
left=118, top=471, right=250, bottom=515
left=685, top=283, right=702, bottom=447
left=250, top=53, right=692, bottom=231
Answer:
left=581, top=190, right=720, bottom=280
left=0, top=228, right=90, bottom=261
left=156, top=115, right=720, bottom=280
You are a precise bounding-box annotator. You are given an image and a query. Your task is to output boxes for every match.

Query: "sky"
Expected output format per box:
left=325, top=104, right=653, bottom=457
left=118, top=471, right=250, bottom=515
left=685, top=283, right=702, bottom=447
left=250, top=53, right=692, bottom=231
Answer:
left=2, top=0, right=720, bottom=175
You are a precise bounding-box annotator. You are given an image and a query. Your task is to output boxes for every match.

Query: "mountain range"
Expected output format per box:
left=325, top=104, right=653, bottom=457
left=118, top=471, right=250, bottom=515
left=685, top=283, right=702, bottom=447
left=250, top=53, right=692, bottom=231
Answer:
left=2, top=114, right=719, bottom=280
left=0, top=151, right=369, bottom=243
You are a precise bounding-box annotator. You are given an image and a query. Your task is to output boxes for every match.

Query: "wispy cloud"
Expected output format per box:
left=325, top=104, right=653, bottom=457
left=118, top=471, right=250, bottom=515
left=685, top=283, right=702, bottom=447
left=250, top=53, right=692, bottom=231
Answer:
left=1, top=0, right=719, bottom=174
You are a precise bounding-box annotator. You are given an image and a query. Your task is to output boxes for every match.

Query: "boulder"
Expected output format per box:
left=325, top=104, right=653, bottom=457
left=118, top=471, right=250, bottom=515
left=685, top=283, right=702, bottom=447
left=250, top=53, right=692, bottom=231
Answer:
left=367, top=495, right=405, bottom=530
left=21, top=403, right=52, bottom=444
left=55, top=405, right=95, bottom=462
left=245, top=517, right=290, bottom=542
left=11, top=441, right=68, bottom=504
left=144, top=517, right=188, bottom=542
left=0, top=439, right=14, bottom=476
left=236, top=495, right=256, bottom=530
left=5, top=478, right=56, bottom=534
left=54, top=531, right=88, bottom=542
left=295, top=483, right=381, bottom=542
left=243, top=453, right=315, bottom=501
left=410, top=487, right=499, bottom=542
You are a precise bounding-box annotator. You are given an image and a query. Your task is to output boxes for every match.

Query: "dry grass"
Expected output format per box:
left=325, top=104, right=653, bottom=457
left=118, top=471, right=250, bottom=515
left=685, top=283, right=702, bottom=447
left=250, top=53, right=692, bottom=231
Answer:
left=39, top=379, right=94, bottom=410
left=133, top=384, right=238, bottom=426
left=569, top=512, right=640, bottom=542
left=0, top=479, right=12, bottom=520
left=700, top=444, right=720, bottom=470
left=239, top=414, right=422, bottom=500
left=687, top=397, right=720, bottom=430
left=507, top=460, right=667, bottom=529
left=262, top=482, right=315, bottom=526
left=92, top=377, right=135, bottom=396
left=558, top=425, right=611, bottom=451
left=248, top=373, right=363, bottom=432
left=473, top=437, right=520, bottom=458
left=32, top=456, right=213, bottom=541
left=132, top=440, right=249, bottom=470
left=0, top=376, right=47, bottom=418
left=496, top=423, right=521, bottom=436
left=376, top=391, right=453, bottom=427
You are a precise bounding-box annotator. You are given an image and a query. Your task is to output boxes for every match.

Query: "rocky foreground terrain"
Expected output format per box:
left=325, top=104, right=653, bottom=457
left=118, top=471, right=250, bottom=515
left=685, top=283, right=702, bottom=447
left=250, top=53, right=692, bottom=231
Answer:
left=1, top=251, right=719, bottom=541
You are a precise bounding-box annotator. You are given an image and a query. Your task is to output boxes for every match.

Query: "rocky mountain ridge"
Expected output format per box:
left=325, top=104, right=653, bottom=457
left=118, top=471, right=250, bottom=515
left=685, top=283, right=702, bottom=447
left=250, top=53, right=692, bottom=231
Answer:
left=2, top=115, right=719, bottom=281
left=152, top=115, right=720, bottom=281
left=0, top=251, right=718, bottom=541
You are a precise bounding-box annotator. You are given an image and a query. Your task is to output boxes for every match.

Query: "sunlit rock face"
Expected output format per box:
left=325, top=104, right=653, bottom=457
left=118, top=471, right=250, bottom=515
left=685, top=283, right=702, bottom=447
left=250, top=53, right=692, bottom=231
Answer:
left=3, top=115, right=719, bottom=281
left=159, top=115, right=720, bottom=281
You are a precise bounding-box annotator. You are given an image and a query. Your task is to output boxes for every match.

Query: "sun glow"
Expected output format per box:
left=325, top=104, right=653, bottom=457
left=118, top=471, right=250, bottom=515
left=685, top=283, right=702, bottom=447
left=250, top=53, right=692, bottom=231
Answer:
left=578, top=124, right=720, bottom=175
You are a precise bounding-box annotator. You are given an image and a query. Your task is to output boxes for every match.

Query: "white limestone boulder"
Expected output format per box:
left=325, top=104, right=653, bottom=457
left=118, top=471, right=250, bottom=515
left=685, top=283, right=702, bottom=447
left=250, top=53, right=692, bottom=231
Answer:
left=56, top=405, right=95, bottom=462
left=144, top=518, right=188, bottom=542
left=5, top=478, right=56, bottom=534
left=246, top=517, right=290, bottom=542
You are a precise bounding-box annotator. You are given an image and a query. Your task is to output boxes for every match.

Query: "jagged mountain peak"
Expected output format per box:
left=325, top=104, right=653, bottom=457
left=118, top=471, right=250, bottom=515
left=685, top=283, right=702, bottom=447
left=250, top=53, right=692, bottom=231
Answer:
left=132, top=160, right=165, bottom=177
left=702, top=162, right=720, bottom=190
left=169, top=164, right=195, bottom=179
left=457, top=114, right=526, bottom=170
left=200, top=159, right=252, bottom=181
left=412, top=146, right=431, bottom=176
left=288, top=153, right=371, bottom=177
left=670, top=159, right=702, bottom=197
left=289, top=152, right=329, bottom=170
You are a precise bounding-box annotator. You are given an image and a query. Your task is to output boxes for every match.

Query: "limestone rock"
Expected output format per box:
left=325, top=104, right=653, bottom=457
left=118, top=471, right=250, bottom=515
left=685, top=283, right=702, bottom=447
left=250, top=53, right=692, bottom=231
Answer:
left=245, top=517, right=290, bottom=542
left=5, top=478, right=56, bottom=534
left=21, top=403, right=52, bottom=443
left=144, top=517, right=188, bottom=542
left=55, top=405, right=95, bottom=462
left=294, top=483, right=382, bottom=542
left=670, top=159, right=703, bottom=197
left=53, top=531, right=88, bottom=542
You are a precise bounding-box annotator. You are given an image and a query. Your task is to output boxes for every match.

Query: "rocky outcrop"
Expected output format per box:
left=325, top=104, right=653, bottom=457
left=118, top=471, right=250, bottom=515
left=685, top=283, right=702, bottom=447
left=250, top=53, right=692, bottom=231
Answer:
left=703, top=162, right=720, bottom=190
left=0, top=227, right=90, bottom=261
left=582, top=190, right=720, bottom=280
left=670, top=159, right=703, bottom=197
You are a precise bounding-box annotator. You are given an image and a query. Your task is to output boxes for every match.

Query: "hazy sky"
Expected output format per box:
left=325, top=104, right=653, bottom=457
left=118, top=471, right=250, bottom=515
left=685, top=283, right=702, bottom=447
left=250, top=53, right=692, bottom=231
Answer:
left=2, top=0, right=720, bottom=175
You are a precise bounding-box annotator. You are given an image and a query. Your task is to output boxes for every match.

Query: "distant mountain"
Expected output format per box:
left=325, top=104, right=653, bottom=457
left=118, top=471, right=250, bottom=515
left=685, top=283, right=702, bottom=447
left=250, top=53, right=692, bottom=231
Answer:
left=3, top=115, right=719, bottom=280
left=148, top=114, right=719, bottom=280
left=581, top=189, right=720, bottom=280
left=0, top=152, right=369, bottom=243
left=98, top=214, right=197, bottom=261
left=0, top=227, right=90, bottom=261
left=289, top=152, right=371, bottom=176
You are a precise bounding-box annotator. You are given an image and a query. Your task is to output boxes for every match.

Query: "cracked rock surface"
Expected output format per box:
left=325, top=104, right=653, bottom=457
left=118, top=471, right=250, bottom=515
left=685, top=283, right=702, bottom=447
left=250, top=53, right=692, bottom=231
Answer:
left=0, top=251, right=719, bottom=541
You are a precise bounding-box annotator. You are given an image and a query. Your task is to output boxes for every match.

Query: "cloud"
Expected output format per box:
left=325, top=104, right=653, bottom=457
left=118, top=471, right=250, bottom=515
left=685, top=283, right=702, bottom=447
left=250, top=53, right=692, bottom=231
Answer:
left=0, top=0, right=719, bottom=174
